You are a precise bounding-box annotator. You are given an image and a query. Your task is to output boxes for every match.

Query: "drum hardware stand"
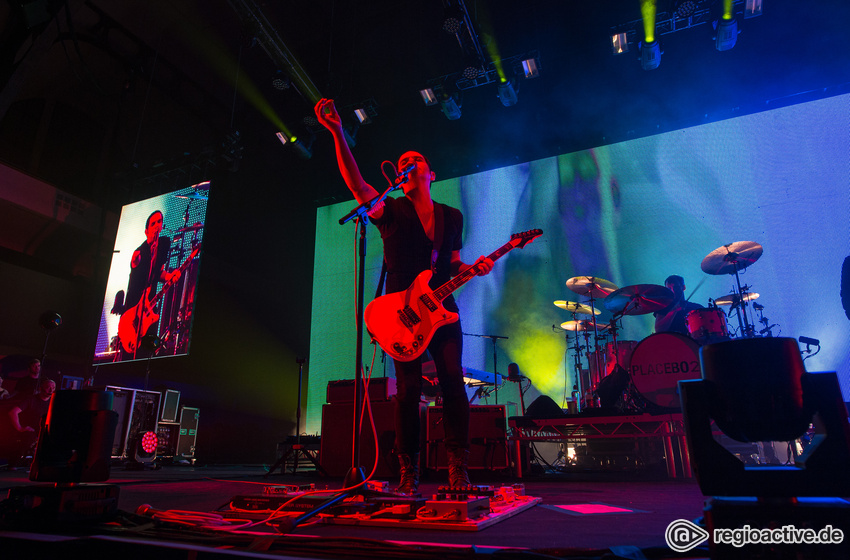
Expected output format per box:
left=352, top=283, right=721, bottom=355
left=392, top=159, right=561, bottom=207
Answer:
left=753, top=302, right=777, bottom=337
left=563, top=323, right=584, bottom=413
left=727, top=270, right=756, bottom=338
left=266, top=358, right=327, bottom=477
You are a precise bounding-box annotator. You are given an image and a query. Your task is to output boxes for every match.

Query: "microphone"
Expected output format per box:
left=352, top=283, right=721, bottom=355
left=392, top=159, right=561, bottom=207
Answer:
left=393, top=163, right=416, bottom=186
left=799, top=336, right=820, bottom=347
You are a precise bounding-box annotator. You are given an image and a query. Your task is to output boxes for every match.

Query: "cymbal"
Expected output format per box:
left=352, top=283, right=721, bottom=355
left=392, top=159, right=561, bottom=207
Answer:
left=559, top=320, right=610, bottom=332
left=176, top=223, right=204, bottom=233
left=603, top=284, right=674, bottom=315
left=701, top=241, right=763, bottom=275
left=553, top=301, right=601, bottom=315
left=715, top=292, right=760, bottom=306
left=566, top=276, right=618, bottom=298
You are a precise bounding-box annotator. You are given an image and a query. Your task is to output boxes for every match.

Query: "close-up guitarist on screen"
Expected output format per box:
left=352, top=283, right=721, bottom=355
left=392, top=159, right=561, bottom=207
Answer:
left=120, top=210, right=181, bottom=360
left=315, top=98, right=494, bottom=496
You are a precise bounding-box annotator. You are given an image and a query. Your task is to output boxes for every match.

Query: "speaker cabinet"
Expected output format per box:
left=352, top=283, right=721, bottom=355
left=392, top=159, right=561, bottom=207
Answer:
left=319, top=400, right=397, bottom=477
left=426, top=405, right=509, bottom=471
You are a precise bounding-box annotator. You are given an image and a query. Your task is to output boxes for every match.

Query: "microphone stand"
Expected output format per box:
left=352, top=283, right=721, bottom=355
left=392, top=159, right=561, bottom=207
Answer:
left=275, top=174, right=413, bottom=535
left=463, top=332, right=508, bottom=404
left=337, top=177, right=406, bottom=489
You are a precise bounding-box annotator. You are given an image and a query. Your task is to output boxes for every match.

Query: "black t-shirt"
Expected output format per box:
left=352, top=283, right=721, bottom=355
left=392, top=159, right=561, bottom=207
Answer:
left=372, top=196, right=463, bottom=312
left=654, top=300, right=704, bottom=336
left=126, top=235, right=171, bottom=309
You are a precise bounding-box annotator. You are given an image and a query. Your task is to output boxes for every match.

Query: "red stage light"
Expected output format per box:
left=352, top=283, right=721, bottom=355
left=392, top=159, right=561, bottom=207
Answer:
left=141, top=431, right=158, bottom=454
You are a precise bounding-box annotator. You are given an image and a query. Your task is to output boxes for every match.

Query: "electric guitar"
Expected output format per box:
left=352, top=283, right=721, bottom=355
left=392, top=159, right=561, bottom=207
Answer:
left=365, top=229, right=542, bottom=362
left=118, top=243, right=202, bottom=353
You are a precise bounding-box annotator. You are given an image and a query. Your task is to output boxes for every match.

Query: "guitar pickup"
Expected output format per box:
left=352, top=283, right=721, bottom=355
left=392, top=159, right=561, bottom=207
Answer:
left=398, top=306, right=421, bottom=328
left=419, top=294, right=438, bottom=312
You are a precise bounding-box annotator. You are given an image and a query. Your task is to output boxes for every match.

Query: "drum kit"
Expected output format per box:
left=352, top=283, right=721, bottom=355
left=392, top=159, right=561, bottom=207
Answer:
left=157, top=189, right=207, bottom=355
left=555, top=240, right=774, bottom=413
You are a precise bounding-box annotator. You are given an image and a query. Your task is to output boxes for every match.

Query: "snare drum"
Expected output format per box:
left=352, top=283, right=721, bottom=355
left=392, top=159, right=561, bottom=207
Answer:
left=686, top=308, right=729, bottom=344
left=629, top=332, right=701, bottom=408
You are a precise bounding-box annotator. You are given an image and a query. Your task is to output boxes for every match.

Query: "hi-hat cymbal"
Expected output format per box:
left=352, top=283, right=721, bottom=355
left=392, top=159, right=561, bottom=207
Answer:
left=559, top=320, right=610, bottom=332
left=553, top=301, right=601, bottom=315
left=603, top=284, right=674, bottom=315
left=701, top=241, right=763, bottom=275
left=715, top=293, right=760, bottom=306
left=566, top=276, right=618, bottom=298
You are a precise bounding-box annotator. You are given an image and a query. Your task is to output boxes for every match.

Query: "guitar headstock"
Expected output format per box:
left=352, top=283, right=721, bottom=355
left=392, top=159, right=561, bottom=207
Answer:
left=510, top=229, right=543, bottom=249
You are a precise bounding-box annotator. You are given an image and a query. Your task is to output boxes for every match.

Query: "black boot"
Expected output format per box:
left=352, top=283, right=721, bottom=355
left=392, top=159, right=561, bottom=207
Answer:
left=447, top=448, right=471, bottom=488
left=396, top=453, right=420, bottom=495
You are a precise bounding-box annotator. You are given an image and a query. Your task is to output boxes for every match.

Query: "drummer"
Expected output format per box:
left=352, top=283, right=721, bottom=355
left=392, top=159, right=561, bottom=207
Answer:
left=653, top=275, right=703, bottom=337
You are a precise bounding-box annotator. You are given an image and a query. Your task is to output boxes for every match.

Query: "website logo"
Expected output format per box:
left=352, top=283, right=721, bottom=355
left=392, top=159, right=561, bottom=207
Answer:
left=665, top=519, right=710, bottom=552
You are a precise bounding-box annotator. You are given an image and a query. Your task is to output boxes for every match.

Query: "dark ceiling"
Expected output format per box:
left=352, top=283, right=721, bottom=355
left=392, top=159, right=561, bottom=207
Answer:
left=3, top=0, right=849, bottom=210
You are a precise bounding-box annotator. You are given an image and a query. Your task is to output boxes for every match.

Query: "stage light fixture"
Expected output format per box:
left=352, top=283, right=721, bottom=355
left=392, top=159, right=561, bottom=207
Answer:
left=442, top=8, right=464, bottom=35
left=462, top=64, right=482, bottom=80
left=419, top=88, right=438, bottom=106
left=715, top=17, right=738, bottom=51
left=276, top=132, right=290, bottom=145
left=291, top=136, right=313, bottom=159
left=497, top=78, right=518, bottom=107
left=353, top=108, right=371, bottom=124
left=439, top=91, right=462, bottom=120
left=640, top=40, right=661, bottom=70
left=350, top=99, right=377, bottom=125
left=611, top=32, right=629, bottom=55
left=675, top=0, right=697, bottom=18
left=271, top=70, right=290, bottom=90
left=521, top=57, right=540, bottom=78
left=39, top=310, right=62, bottom=330
left=745, top=0, right=763, bottom=18
left=133, top=430, right=158, bottom=464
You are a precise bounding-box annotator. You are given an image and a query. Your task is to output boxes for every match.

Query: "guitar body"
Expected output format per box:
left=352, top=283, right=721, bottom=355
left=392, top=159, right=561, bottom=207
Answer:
left=365, top=270, right=458, bottom=362
left=118, top=288, right=159, bottom=353
left=364, top=229, right=542, bottom=362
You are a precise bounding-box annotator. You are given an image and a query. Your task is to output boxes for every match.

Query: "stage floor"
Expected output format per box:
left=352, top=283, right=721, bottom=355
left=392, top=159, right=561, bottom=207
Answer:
left=0, top=463, right=711, bottom=559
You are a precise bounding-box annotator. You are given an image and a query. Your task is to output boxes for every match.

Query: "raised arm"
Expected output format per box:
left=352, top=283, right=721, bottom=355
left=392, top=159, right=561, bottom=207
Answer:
left=314, top=99, right=381, bottom=211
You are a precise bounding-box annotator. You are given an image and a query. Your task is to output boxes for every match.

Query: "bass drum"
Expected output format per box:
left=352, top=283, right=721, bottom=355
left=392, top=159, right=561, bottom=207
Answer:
left=629, top=332, right=701, bottom=409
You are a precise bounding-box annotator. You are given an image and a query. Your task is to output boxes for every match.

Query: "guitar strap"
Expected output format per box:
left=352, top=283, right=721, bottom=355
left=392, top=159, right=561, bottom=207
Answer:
left=431, top=202, right=445, bottom=274
left=375, top=258, right=387, bottom=298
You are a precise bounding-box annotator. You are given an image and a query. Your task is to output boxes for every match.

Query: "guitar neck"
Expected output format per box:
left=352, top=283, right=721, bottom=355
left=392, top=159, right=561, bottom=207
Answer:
left=149, top=245, right=201, bottom=306
left=432, top=240, right=517, bottom=301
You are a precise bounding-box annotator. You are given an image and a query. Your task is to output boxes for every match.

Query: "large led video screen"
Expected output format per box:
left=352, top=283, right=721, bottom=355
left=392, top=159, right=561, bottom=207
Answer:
left=306, top=94, right=850, bottom=434
left=94, top=183, right=209, bottom=363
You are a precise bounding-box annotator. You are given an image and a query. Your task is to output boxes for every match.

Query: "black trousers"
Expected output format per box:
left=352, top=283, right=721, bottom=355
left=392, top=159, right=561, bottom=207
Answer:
left=392, top=319, right=469, bottom=456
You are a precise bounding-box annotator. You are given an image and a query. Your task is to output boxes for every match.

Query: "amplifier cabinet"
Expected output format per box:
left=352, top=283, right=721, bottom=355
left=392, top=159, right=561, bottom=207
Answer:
left=426, top=405, right=509, bottom=471
left=326, top=377, right=396, bottom=404
left=319, top=400, right=397, bottom=477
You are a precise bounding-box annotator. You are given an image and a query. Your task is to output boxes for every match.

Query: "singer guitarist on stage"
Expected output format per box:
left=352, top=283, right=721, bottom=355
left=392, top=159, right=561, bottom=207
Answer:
left=120, top=210, right=181, bottom=359
left=315, top=98, right=493, bottom=495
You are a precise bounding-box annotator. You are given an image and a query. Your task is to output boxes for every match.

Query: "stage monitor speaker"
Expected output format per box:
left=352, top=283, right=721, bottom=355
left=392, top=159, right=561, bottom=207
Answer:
left=176, top=407, right=199, bottom=459
left=526, top=395, right=565, bottom=419
left=426, top=405, right=509, bottom=471
left=319, top=400, right=397, bottom=477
